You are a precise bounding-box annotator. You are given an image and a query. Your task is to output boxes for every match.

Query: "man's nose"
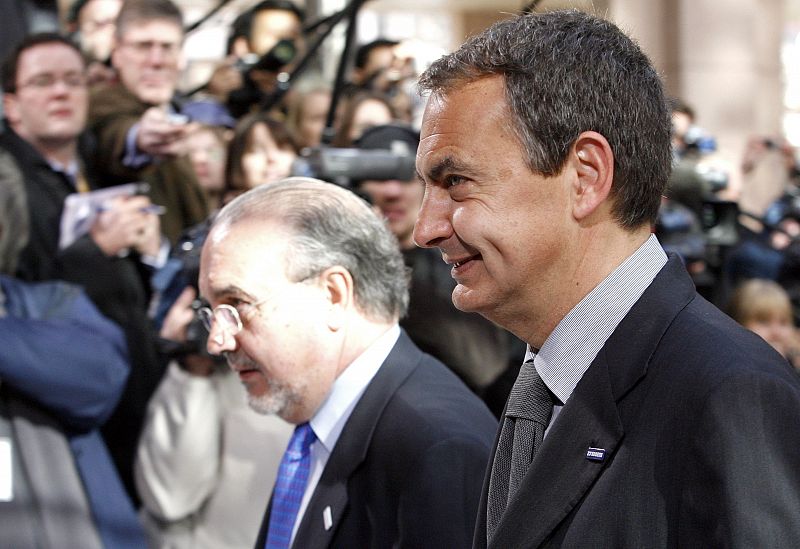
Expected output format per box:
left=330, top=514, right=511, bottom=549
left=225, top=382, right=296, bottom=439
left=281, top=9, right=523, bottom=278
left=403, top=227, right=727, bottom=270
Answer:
left=413, top=186, right=452, bottom=248
left=50, top=79, right=72, bottom=96
left=206, top=323, right=237, bottom=355
left=381, top=180, right=404, bottom=198
left=145, top=45, right=167, bottom=65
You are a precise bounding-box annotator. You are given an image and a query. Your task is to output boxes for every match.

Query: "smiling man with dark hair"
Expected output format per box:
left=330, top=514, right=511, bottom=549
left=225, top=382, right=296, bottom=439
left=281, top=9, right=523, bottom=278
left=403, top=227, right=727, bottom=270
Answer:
left=415, top=10, right=800, bottom=548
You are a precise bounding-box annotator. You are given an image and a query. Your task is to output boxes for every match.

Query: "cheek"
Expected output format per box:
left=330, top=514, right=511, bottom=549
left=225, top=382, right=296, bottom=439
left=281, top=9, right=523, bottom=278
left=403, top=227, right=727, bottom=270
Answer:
left=404, top=187, right=424, bottom=209
left=242, top=153, right=264, bottom=184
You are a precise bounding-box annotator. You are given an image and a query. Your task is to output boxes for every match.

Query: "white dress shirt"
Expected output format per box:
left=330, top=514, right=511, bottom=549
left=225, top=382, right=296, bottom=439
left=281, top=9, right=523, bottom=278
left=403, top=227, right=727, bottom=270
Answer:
left=291, top=324, right=401, bottom=544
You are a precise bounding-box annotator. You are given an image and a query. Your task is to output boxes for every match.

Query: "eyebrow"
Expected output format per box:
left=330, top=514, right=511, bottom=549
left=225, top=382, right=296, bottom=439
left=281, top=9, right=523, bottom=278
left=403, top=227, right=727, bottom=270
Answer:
left=205, top=284, right=255, bottom=303
left=419, top=155, right=471, bottom=183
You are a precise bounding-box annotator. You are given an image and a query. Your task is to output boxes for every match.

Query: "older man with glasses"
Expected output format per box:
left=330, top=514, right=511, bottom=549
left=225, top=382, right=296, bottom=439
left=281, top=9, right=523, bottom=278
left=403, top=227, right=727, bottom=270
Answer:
left=198, top=178, right=498, bottom=549
left=88, top=0, right=208, bottom=244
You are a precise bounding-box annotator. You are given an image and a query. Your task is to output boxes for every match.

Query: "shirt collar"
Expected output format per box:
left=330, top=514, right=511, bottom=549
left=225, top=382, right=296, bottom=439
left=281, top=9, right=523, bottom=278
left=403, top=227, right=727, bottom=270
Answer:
left=531, top=234, right=667, bottom=404
left=309, top=324, right=401, bottom=452
left=47, top=158, right=79, bottom=185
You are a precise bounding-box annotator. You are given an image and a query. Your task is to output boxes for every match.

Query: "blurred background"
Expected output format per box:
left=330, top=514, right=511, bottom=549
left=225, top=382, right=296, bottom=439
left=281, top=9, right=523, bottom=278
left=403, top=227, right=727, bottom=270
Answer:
left=0, top=0, right=787, bottom=216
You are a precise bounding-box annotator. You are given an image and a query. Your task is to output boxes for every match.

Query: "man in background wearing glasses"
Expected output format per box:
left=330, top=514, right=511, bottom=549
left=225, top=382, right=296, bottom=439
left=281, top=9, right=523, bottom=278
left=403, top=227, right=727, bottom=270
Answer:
left=88, top=0, right=208, bottom=244
left=199, top=178, right=497, bottom=548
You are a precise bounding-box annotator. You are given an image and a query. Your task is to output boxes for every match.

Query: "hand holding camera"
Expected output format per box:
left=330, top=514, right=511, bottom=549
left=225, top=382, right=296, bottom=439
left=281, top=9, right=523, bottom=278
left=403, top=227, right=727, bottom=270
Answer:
left=136, top=106, right=196, bottom=158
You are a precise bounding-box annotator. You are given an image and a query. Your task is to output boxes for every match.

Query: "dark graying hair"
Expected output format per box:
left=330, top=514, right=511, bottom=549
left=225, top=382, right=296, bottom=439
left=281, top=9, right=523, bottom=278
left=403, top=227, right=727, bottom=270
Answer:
left=213, top=177, right=410, bottom=322
left=115, top=0, right=183, bottom=39
left=0, top=150, right=29, bottom=275
left=418, top=10, right=672, bottom=229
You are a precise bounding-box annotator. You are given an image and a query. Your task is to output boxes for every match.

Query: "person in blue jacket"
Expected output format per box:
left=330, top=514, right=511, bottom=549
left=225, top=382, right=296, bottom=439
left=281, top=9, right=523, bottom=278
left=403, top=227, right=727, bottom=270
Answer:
left=0, top=149, right=145, bottom=547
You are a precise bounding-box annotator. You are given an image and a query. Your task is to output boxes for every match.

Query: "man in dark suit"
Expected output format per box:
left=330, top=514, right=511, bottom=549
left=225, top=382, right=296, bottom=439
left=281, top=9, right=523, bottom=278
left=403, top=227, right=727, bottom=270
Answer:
left=198, top=178, right=497, bottom=548
left=413, top=10, right=800, bottom=548
left=88, top=0, right=208, bottom=243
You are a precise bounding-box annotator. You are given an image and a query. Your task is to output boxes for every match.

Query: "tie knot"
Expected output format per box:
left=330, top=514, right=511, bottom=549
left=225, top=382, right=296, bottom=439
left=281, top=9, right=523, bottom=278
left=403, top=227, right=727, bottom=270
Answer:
left=505, top=360, right=553, bottom=424
left=286, top=422, right=316, bottom=461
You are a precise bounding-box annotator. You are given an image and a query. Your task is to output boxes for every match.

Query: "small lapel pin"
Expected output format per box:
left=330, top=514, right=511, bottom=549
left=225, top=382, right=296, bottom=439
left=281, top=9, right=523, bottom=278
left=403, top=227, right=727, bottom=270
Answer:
left=323, top=506, right=333, bottom=531
left=586, top=447, right=606, bottom=462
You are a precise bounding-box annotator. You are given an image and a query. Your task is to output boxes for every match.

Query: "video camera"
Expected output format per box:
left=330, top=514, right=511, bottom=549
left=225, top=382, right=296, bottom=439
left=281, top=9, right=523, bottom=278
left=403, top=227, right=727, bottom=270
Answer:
left=291, top=146, right=416, bottom=186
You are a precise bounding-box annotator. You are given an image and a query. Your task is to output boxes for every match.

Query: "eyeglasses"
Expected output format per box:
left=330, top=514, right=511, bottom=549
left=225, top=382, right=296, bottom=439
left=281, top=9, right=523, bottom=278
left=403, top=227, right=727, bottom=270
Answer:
left=119, top=39, right=181, bottom=59
left=17, top=71, right=88, bottom=90
left=197, top=298, right=268, bottom=337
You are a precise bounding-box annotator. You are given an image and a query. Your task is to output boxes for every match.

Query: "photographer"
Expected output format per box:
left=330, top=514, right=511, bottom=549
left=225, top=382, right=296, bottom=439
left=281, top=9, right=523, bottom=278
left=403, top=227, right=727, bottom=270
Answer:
left=88, top=0, right=209, bottom=243
left=343, top=38, right=419, bottom=123
left=136, top=260, right=291, bottom=549
left=225, top=0, right=305, bottom=118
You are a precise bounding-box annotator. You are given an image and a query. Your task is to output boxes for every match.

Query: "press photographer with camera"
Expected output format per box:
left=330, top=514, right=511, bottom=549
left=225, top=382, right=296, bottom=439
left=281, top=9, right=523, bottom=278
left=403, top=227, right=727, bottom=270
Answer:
left=88, top=0, right=209, bottom=244
left=225, top=0, right=305, bottom=118
left=136, top=275, right=292, bottom=549
left=135, top=110, right=305, bottom=548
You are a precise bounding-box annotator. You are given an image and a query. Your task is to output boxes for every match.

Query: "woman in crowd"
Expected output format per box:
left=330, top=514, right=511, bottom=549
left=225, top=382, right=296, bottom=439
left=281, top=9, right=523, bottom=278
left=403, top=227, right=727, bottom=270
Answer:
left=332, top=90, right=396, bottom=147
left=728, top=278, right=800, bottom=370
left=223, top=113, right=299, bottom=203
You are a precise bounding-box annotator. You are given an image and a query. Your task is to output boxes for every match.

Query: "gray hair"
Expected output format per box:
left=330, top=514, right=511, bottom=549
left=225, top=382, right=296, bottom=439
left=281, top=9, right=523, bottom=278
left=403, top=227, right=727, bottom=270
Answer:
left=418, top=9, right=672, bottom=229
left=213, top=177, right=410, bottom=322
left=0, top=150, right=29, bottom=275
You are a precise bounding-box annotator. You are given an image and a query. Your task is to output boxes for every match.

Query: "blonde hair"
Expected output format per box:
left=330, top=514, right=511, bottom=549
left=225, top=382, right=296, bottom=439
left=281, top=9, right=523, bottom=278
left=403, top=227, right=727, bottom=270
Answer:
left=728, top=279, right=793, bottom=325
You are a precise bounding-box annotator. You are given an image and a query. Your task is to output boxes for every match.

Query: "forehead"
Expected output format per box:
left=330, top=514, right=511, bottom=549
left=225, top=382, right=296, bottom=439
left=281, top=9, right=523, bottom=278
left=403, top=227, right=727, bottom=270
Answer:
left=187, top=128, right=221, bottom=146
left=200, top=220, right=289, bottom=300
left=246, top=122, right=278, bottom=148
left=418, top=76, right=514, bottom=169
left=252, top=9, right=301, bottom=36
left=120, top=19, right=183, bottom=42
left=80, top=0, right=121, bottom=22
left=18, top=43, right=84, bottom=75
left=364, top=45, right=395, bottom=69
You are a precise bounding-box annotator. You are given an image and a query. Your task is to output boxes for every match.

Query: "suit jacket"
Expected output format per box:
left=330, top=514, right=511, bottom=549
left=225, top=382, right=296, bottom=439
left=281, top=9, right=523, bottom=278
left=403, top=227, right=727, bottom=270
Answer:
left=88, top=84, right=209, bottom=243
left=476, top=255, right=800, bottom=548
left=254, top=331, right=498, bottom=548
left=0, top=128, right=166, bottom=503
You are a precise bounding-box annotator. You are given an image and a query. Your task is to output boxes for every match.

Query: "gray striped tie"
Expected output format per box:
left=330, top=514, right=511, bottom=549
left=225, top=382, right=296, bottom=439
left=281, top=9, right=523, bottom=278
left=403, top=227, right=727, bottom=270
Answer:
left=486, top=359, right=554, bottom=542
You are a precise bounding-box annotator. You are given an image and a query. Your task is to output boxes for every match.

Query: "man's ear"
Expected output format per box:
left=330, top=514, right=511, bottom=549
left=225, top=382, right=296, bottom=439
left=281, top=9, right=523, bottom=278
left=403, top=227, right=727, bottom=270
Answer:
left=3, top=94, right=19, bottom=127
left=321, top=265, right=353, bottom=331
left=570, top=131, right=615, bottom=221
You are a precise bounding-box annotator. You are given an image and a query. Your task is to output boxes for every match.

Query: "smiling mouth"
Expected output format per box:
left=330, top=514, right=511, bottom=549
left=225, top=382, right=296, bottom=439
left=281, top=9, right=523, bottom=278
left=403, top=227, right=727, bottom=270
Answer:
left=449, top=253, right=480, bottom=267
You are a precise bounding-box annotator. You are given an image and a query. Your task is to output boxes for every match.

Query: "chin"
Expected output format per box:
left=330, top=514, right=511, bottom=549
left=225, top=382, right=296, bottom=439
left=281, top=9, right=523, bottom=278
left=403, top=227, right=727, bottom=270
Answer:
left=247, top=392, right=283, bottom=416
left=452, top=284, right=504, bottom=321
left=136, top=88, right=174, bottom=106
left=451, top=284, right=484, bottom=313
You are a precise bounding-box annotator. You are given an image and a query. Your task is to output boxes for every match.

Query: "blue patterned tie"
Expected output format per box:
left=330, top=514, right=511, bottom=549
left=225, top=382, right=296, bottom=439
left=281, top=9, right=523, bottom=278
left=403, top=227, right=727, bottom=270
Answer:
left=265, top=422, right=316, bottom=549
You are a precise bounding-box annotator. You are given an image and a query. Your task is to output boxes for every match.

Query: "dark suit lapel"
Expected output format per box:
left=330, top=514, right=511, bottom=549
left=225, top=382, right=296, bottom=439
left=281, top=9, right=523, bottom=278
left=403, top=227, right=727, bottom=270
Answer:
left=290, top=332, right=421, bottom=549
left=488, top=255, right=696, bottom=548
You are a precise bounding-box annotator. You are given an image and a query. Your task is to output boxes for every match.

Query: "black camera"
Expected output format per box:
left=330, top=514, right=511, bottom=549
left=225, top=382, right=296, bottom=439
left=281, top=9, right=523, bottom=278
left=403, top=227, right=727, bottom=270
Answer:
left=235, top=39, right=297, bottom=74
left=153, top=219, right=220, bottom=360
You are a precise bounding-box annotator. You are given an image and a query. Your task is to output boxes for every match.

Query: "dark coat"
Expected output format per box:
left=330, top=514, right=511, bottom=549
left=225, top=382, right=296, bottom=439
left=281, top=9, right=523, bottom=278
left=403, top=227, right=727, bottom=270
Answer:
left=254, top=331, right=498, bottom=548
left=475, top=255, right=800, bottom=548
left=88, top=84, right=209, bottom=244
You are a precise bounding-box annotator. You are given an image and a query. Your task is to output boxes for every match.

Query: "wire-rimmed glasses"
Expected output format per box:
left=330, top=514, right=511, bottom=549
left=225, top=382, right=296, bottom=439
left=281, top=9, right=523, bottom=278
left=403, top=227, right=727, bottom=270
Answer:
left=197, top=299, right=267, bottom=337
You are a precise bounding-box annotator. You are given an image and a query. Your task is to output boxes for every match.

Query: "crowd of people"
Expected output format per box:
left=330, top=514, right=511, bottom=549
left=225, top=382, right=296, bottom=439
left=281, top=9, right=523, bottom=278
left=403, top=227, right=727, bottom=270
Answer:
left=0, top=1, right=798, bottom=548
